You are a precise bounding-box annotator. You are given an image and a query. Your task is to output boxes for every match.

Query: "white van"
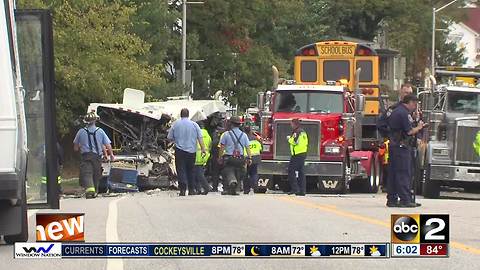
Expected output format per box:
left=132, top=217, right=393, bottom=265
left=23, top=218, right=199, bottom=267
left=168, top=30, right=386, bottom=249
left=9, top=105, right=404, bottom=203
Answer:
left=0, top=0, right=29, bottom=243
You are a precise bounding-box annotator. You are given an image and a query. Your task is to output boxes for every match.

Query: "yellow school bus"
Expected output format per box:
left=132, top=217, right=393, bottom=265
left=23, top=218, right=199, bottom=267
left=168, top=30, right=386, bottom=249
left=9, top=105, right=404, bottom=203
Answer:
left=294, top=41, right=380, bottom=115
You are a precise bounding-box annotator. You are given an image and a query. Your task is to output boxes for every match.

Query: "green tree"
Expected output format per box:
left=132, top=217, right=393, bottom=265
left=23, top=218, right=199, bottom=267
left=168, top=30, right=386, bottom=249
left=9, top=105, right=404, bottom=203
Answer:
left=183, top=0, right=330, bottom=109
left=18, top=0, right=163, bottom=136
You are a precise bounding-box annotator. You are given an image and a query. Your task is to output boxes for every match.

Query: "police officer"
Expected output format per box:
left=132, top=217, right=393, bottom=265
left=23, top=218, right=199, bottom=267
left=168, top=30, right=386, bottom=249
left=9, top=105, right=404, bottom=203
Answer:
left=167, top=108, right=206, bottom=196
left=386, top=94, right=426, bottom=207
left=287, top=118, right=308, bottom=196
left=378, top=83, right=415, bottom=191
left=193, top=121, right=212, bottom=195
left=218, top=116, right=252, bottom=195
left=73, top=112, right=114, bottom=199
left=243, top=124, right=262, bottom=194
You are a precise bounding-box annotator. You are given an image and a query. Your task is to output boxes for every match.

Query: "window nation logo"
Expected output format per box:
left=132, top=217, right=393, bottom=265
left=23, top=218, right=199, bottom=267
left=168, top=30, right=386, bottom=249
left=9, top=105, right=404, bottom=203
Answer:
left=14, top=243, right=62, bottom=259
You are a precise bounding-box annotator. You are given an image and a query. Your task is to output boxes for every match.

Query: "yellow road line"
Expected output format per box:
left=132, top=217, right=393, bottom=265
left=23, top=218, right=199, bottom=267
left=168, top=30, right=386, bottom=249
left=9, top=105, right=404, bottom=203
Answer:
left=277, top=195, right=480, bottom=256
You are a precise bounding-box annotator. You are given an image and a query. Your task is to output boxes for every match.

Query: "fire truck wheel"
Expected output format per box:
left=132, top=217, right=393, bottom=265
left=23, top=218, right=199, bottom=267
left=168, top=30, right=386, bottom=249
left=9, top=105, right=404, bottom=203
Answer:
left=359, top=157, right=379, bottom=193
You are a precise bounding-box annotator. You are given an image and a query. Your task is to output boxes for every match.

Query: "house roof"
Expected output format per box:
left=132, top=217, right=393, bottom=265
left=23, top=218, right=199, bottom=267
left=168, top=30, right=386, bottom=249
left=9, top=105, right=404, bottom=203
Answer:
left=464, top=8, right=480, bottom=34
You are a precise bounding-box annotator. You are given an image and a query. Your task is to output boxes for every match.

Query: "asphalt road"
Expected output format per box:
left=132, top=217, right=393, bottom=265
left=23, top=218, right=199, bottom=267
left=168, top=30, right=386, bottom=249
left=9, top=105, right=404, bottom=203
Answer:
left=1, top=191, right=480, bottom=270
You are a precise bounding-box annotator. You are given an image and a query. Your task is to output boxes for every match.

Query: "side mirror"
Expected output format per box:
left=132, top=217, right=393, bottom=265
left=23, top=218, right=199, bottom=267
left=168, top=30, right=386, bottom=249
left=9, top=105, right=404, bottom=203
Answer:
left=257, top=92, right=265, bottom=110
left=356, top=94, right=366, bottom=112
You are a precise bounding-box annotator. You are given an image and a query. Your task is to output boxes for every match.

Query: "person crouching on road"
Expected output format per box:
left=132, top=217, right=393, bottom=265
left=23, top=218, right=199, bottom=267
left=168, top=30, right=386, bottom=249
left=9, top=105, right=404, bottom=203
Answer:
left=193, top=120, right=212, bottom=195
left=167, top=108, right=206, bottom=196
left=218, top=116, right=252, bottom=195
left=386, top=94, right=426, bottom=208
left=287, top=118, right=308, bottom=196
left=73, top=112, right=114, bottom=199
left=243, top=125, right=262, bottom=194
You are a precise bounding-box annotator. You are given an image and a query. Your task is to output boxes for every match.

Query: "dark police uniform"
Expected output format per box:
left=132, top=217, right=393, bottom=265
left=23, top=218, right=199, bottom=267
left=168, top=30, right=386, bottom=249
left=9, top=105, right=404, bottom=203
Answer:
left=386, top=104, right=415, bottom=205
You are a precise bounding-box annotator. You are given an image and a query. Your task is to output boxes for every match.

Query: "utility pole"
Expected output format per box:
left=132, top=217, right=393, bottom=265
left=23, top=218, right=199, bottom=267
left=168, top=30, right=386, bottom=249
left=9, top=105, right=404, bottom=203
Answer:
left=432, top=7, right=436, bottom=76
left=181, top=1, right=204, bottom=87
left=181, top=0, right=187, bottom=86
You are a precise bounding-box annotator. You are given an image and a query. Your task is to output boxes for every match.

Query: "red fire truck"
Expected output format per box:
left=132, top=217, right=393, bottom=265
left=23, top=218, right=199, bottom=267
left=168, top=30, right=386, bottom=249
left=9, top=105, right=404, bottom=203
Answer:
left=255, top=41, right=384, bottom=194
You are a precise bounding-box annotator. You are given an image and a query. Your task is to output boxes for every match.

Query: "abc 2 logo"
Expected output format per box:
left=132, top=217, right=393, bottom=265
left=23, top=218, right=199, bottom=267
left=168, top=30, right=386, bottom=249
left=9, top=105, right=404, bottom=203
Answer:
left=391, top=214, right=449, bottom=244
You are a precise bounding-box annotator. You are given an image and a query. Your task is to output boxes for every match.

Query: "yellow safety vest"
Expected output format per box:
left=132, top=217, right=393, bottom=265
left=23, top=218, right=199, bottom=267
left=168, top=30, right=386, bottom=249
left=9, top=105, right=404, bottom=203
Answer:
left=248, top=139, right=262, bottom=156
left=40, top=176, right=62, bottom=184
left=474, top=131, right=480, bottom=156
left=195, top=128, right=212, bottom=165
left=288, top=130, right=308, bottom=156
left=384, top=140, right=390, bottom=164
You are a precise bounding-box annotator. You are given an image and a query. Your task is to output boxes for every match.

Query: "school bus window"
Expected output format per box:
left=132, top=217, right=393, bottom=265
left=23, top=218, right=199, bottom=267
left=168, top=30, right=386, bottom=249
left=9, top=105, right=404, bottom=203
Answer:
left=356, top=60, right=373, bottom=82
left=323, top=60, right=350, bottom=82
left=300, top=60, right=317, bottom=82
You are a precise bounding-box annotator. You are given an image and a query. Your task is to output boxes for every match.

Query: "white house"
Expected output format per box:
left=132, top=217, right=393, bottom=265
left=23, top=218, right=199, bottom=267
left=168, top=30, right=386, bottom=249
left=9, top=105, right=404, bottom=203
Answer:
left=448, top=8, right=480, bottom=68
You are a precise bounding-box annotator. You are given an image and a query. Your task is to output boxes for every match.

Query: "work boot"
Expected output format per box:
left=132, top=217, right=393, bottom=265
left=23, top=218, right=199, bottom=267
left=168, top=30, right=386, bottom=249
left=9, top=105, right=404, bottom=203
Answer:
left=398, top=202, right=420, bottom=208
left=179, top=190, right=186, bottom=196
left=295, top=192, right=306, bottom=196
left=86, top=191, right=96, bottom=199
left=229, top=182, right=238, bottom=195
left=386, top=201, right=399, bottom=207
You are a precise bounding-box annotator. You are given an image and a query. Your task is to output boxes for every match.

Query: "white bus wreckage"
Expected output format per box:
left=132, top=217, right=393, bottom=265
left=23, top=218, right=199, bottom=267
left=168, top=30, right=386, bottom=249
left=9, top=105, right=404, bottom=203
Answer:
left=86, top=88, right=227, bottom=193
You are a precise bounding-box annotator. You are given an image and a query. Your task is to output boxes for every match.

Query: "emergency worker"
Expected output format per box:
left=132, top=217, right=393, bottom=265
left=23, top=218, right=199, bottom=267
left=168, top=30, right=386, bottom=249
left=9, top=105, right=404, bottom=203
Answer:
left=386, top=94, right=426, bottom=207
left=73, top=112, right=114, bottom=199
left=193, top=121, right=212, bottom=195
left=243, top=125, right=262, bottom=194
left=167, top=108, right=206, bottom=196
left=218, top=116, right=251, bottom=195
left=287, top=118, right=308, bottom=196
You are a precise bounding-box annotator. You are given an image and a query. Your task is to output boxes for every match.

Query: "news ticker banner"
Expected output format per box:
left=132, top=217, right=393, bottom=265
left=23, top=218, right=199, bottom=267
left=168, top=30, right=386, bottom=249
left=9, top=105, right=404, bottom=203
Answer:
left=15, top=243, right=390, bottom=259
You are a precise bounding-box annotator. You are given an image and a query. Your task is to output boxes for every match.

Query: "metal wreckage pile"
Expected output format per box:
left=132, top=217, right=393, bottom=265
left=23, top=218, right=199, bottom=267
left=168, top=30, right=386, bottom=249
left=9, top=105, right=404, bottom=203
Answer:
left=87, top=89, right=228, bottom=193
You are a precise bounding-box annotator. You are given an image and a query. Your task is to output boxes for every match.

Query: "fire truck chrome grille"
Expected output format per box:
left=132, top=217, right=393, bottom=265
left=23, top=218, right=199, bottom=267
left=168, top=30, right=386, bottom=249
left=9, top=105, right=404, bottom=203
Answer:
left=274, top=121, right=320, bottom=161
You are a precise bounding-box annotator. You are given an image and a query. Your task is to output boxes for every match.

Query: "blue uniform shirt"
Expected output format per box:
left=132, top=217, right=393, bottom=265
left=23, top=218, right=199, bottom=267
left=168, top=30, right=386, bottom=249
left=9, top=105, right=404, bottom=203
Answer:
left=167, top=117, right=203, bottom=153
left=387, top=104, right=413, bottom=146
left=220, top=127, right=250, bottom=156
left=73, top=125, right=111, bottom=155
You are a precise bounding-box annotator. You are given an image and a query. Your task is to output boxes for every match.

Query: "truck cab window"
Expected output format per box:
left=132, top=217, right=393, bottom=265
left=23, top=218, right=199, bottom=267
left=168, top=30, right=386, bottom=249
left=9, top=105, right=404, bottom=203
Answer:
left=275, top=91, right=343, bottom=113
left=448, top=91, right=480, bottom=113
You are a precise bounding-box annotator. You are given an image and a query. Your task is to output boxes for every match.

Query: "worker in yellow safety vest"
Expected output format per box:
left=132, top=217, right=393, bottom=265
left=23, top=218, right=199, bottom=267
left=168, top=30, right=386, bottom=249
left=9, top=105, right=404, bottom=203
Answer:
left=287, top=118, right=308, bottom=196
left=193, top=121, right=212, bottom=195
left=474, top=131, right=480, bottom=156
left=243, top=124, right=262, bottom=194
